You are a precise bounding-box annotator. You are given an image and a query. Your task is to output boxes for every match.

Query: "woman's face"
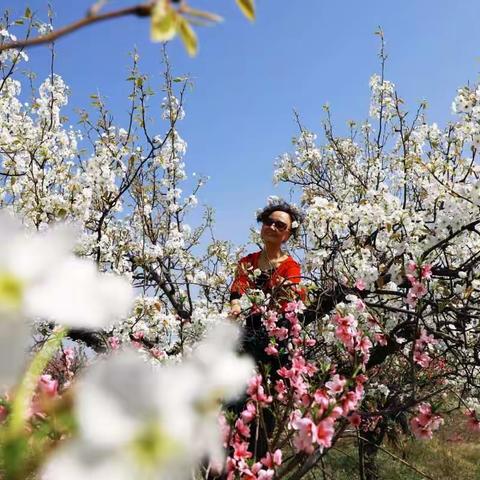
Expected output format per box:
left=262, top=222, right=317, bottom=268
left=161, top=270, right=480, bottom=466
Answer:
left=260, top=210, right=292, bottom=246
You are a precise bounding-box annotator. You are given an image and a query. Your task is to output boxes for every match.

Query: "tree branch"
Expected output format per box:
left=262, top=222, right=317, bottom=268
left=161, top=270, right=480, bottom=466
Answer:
left=0, top=3, right=152, bottom=52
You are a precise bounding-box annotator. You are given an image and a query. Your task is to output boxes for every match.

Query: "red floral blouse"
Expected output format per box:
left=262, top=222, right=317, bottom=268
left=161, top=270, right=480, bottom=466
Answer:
left=230, top=251, right=305, bottom=303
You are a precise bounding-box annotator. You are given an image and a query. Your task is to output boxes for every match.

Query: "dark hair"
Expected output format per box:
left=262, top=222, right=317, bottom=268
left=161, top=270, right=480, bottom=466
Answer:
left=256, top=200, right=304, bottom=239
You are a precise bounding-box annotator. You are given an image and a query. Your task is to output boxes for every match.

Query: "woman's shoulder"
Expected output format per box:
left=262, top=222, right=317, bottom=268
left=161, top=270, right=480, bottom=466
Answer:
left=238, top=251, right=262, bottom=265
left=279, top=255, right=301, bottom=270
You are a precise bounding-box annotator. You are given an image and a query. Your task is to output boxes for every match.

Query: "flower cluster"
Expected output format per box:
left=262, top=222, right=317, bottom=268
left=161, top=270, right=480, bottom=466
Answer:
left=43, top=322, right=253, bottom=479
left=410, top=403, right=444, bottom=440
left=223, top=299, right=374, bottom=478
left=405, top=261, right=432, bottom=308
left=413, top=328, right=437, bottom=368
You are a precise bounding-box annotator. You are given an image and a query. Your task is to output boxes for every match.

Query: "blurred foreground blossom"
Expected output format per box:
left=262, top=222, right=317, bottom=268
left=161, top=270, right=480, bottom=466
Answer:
left=0, top=214, right=134, bottom=390
left=43, top=321, right=253, bottom=480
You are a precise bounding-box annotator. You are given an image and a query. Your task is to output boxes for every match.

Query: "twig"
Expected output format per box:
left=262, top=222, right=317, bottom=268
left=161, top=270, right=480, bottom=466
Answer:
left=0, top=3, right=152, bottom=52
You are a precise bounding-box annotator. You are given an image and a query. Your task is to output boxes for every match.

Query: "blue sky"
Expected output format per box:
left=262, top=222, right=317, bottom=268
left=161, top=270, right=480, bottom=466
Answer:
left=3, top=0, right=480, bottom=245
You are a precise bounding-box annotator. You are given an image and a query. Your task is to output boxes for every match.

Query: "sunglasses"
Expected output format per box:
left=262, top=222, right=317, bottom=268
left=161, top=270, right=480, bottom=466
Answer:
left=263, top=218, right=289, bottom=232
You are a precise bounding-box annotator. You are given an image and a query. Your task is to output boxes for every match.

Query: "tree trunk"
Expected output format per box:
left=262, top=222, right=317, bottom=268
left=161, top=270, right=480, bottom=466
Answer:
left=360, top=424, right=387, bottom=480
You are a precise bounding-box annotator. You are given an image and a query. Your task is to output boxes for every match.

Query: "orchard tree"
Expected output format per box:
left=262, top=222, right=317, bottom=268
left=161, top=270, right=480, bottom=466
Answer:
left=271, top=34, right=480, bottom=478
left=0, top=17, right=253, bottom=477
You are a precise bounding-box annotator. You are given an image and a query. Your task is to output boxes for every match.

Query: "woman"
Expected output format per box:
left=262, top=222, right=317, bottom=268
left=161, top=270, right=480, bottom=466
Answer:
left=228, top=200, right=304, bottom=459
left=229, top=200, right=304, bottom=323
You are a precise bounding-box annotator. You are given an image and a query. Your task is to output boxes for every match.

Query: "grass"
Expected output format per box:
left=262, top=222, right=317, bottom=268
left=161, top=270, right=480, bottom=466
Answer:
left=307, top=413, right=480, bottom=480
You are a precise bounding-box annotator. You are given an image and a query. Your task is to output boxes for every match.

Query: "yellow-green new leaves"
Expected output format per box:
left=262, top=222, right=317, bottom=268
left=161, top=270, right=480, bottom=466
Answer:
left=236, top=0, right=256, bottom=21
left=151, top=0, right=177, bottom=42
left=150, top=0, right=198, bottom=56
left=150, top=0, right=254, bottom=56
left=177, top=16, right=198, bottom=57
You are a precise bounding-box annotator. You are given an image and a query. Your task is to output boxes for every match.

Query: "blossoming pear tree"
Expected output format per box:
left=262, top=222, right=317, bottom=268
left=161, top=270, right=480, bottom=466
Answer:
left=0, top=22, right=239, bottom=356
left=273, top=34, right=480, bottom=478
left=0, top=16, right=253, bottom=479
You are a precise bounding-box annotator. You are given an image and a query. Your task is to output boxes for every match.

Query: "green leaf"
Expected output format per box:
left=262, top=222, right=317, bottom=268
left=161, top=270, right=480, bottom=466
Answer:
left=8, top=328, right=67, bottom=436
left=235, top=0, right=255, bottom=21
left=24, top=7, right=32, bottom=18
left=177, top=17, right=198, bottom=57
left=151, top=0, right=177, bottom=42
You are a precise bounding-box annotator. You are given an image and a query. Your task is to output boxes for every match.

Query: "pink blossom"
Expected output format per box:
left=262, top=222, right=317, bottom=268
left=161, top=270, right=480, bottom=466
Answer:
left=342, top=390, right=360, bottom=415
left=235, top=418, right=251, bottom=438
left=274, top=379, right=287, bottom=401
left=355, top=382, right=365, bottom=400
left=132, top=330, right=145, bottom=340
left=334, top=313, right=358, bottom=349
left=421, top=264, right=433, bottom=279
left=285, top=300, right=306, bottom=314
left=355, top=298, right=367, bottom=312
left=354, top=278, right=366, bottom=291
left=291, top=323, right=302, bottom=337
left=411, top=281, right=427, bottom=298
left=63, top=347, right=75, bottom=369
left=349, top=412, right=362, bottom=427
left=278, top=366, right=293, bottom=379
left=219, top=413, right=231, bottom=445
left=406, top=290, right=418, bottom=307
left=406, top=261, right=417, bottom=274
left=313, top=388, right=330, bottom=412
left=356, top=374, right=368, bottom=384
left=38, top=374, right=58, bottom=397
left=291, top=416, right=318, bottom=453
left=273, top=449, right=282, bottom=466
left=330, top=405, right=344, bottom=419
left=150, top=347, right=166, bottom=359
left=108, top=336, right=121, bottom=350
left=413, top=350, right=431, bottom=368
left=236, top=459, right=254, bottom=477
left=226, top=456, right=236, bottom=476
left=419, top=329, right=436, bottom=346
left=265, top=309, right=278, bottom=325
left=410, top=417, right=434, bottom=439
left=358, top=335, right=373, bottom=358
left=233, top=440, right=253, bottom=460
left=264, top=344, right=279, bottom=356
left=410, top=402, right=443, bottom=440
left=241, top=402, right=257, bottom=423
left=414, top=329, right=436, bottom=367
left=335, top=325, right=355, bottom=349
left=274, top=327, right=289, bottom=341
left=257, top=469, right=275, bottom=480
left=325, top=374, right=347, bottom=396
left=260, top=449, right=282, bottom=468
left=316, top=417, right=335, bottom=450
left=374, top=333, right=388, bottom=346
left=246, top=374, right=272, bottom=404
left=406, top=274, right=417, bottom=286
